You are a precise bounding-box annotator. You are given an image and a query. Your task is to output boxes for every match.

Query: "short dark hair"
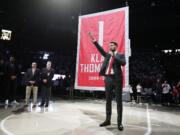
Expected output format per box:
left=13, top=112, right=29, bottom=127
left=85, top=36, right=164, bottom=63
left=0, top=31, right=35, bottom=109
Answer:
left=110, top=41, right=118, bottom=46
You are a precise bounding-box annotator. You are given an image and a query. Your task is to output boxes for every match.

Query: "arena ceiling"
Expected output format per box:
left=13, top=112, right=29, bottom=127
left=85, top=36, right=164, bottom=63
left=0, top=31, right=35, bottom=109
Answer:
left=0, top=0, right=180, bottom=52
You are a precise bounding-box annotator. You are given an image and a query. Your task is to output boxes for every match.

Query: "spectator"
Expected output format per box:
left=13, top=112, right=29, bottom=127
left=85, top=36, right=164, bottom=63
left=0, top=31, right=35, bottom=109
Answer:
left=128, top=85, right=134, bottom=101
left=176, top=80, right=180, bottom=103
left=136, top=83, right=142, bottom=103
left=153, top=79, right=162, bottom=104
left=162, top=81, right=171, bottom=105
left=172, top=85, right=179, bottom=104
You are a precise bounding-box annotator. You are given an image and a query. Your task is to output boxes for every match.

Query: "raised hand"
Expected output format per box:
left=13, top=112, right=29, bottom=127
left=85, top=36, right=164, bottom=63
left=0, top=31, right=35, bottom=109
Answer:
left=88, top=32, right=96, bottom=42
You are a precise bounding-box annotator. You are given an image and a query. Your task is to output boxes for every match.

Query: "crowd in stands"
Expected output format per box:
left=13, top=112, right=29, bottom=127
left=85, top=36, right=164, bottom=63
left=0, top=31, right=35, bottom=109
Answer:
left=129, top=51, right=180, bottom=105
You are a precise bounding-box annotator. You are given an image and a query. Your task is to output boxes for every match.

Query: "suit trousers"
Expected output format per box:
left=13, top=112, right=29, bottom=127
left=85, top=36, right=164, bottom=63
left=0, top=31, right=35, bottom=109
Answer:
left=25, top=86, right=38, bottom=105
left=41, top=86, right=51, bottom=105
left=6, top=80, right=17, bottom=101
left=104, top=75, right=123, bottom=125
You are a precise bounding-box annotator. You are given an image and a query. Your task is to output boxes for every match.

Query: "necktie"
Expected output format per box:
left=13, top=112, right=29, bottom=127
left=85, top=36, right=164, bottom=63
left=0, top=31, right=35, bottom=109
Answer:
left=107, top=53, right=115, bottom=75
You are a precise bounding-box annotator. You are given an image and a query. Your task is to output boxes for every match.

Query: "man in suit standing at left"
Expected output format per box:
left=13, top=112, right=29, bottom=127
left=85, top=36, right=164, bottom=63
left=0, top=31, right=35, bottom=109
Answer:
left=5, top=56, right=19, bottom=105
left=25, top=62, right=40, bottom=108
left=39, top=61, right=54, bottom=108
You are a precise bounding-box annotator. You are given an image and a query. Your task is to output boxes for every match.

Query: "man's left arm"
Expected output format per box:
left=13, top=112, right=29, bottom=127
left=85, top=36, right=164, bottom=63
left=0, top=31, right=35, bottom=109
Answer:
left=114, top=53, right=126, bottom=66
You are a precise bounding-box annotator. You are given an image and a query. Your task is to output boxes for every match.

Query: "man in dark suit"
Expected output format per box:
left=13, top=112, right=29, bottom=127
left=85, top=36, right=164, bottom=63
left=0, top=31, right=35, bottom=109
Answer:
left=5, top=56, right=19, bottom=105
left=25, top=62, right=40, bottom=108
left=39, top=61, right=54, bottom=108
left=0, top=58, right=6, bottom=101
left=89, top=32, right=126, bottom=131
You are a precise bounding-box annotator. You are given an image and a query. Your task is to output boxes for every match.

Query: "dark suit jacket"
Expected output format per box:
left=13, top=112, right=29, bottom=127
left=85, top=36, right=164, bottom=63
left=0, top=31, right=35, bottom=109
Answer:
left=25, top=68, right=40, bottom=86
left=41, top=68, right=55, bottom=87
left=5, top=62, right=19, bottom=80
left=93, top=41, right=126, bottom=80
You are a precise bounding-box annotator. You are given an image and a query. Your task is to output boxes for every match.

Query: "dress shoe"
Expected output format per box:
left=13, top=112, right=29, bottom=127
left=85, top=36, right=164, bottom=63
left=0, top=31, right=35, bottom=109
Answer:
left=99, top=121, right=111, bottom=127
left=32, top=105, right=36, bottom=108
left=118, top=124, right=124, bottom=131
left=38, top=104, right=44, bottom=107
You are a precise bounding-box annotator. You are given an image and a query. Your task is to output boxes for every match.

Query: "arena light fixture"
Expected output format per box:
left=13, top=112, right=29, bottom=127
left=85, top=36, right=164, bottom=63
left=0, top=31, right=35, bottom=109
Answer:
left=43, top=53, right=49, bottom=60
left=1, top=29, right=12, bottom=41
